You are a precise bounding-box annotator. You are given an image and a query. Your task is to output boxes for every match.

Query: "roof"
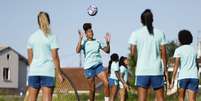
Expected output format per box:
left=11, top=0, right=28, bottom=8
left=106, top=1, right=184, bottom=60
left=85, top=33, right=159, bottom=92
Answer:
left=0, top=44, right=9, bottom=51
left=62, top=67, right=103, bottom=91
left=0, top=44, right=28, bottom=64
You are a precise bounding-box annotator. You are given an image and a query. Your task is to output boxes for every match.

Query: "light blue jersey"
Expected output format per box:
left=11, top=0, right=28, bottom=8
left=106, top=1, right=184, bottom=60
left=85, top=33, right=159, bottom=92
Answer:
left=173, top=45, right=198, bottom=80
left=128, top=27, right=166, bottom=75
left=109, top=62, right=119, bottom=80
left=119, top=65, right=128, bottom=88
left=81, top=39, right=105, bottom=69
left=27, top=29, right=59, bottom=77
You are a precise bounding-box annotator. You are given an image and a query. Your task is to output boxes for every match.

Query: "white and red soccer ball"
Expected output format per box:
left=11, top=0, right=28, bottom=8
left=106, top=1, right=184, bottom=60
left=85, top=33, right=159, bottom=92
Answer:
left=87, top=4, right=98, bottom=16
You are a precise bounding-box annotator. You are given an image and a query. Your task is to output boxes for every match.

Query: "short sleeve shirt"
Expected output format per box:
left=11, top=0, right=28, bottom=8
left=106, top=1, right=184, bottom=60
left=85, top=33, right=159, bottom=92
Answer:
left=81, top=39, right=105, bottom=69
left=128, top=27, right=166, bottom=75
left=27, top=29, right=59, bottom=77
left=173, top=45, right=198, bottom=80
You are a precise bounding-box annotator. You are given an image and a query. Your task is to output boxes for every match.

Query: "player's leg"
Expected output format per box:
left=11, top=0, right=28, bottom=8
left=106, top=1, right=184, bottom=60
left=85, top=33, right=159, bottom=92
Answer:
left=96, top=64, right=110, bottom=101
left=87, top=77, right=96, bottom=101
left=151, top=76, right=165, bottom=101
left=187, top=79, right=199, bottom=101
left=137, top=87, right=148, bottom=101
left=178, top=88, right=185, bottom=101
left=84, top=66, right=97, bottom=101
left=155, top=88, right=164, bottom=101
left=136, top=76, right=149, bottom=101
left=41, top=87, right=53, bottom=101
left=27, top=76, right=40, bottom=101
left=41, top=76, right=55, bottom=101
left=119, top=88, right=126, bottom=101
left=97, top=71, right=110, bottom=100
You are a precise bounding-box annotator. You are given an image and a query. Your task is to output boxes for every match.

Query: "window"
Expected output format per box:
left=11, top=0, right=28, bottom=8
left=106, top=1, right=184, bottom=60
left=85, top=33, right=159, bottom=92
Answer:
left=7, top=54, right=10, bottom=60
left=3, top=67, right=11, bottom=81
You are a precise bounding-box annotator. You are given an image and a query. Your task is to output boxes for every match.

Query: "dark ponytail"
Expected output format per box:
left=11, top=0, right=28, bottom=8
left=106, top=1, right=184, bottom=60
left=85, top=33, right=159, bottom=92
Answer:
left=108, top=53, right=119, bottom=74
left=108, top=60, right=112, bottom=74
left=119, top=56, right=128, bottom=68
left=141, top=9, right=154, bottom=35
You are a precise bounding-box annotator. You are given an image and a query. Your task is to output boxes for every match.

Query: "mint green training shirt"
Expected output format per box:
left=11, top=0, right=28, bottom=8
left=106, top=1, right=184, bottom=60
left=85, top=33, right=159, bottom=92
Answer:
left=173, top=45, right=198, bottom=80
left=81, top=39, right=105, bottom=69
left=128, top=27, right=166, bottom=76
left=27, top=29, right=59, bottom=77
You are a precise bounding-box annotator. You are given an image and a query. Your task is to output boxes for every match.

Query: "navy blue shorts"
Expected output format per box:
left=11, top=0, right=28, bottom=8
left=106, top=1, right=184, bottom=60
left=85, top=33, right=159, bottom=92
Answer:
left=108, top=78, right=118, bottom=87
left=178, top=78, right=199, bottom=92
left=135, top=75, right=164, bottom=90
left=28, top=76, right=55, bottom=89
left=84, top=63, right=104, bottom=78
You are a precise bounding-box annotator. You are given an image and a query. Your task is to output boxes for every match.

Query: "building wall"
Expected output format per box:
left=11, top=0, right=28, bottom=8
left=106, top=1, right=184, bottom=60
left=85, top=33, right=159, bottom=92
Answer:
left=0, top=49, right=19, bottom=88
left=18, top=59, right=27, bottom=93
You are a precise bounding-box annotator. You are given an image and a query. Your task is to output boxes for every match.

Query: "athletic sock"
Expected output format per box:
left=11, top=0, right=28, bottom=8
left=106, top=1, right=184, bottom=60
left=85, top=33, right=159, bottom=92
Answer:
left=104, top=97, right=109, bottom=101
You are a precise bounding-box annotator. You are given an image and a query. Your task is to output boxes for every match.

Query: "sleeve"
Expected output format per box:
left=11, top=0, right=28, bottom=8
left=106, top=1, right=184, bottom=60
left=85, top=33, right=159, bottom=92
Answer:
left=50, top=35, right=59, bottom=49
left=128, top=32, right=137, bottom=45
left=27, top=36, right=33, bottom=49
left=173, top=48, right=180, bottom=58
left=160, top=32, right=167, bottom=45
left=120, top=66, right=125, bottom=73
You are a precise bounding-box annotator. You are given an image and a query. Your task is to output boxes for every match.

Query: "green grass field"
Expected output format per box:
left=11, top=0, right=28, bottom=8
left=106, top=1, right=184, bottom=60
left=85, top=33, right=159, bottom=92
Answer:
left=1, top=91, right=201, bottom=101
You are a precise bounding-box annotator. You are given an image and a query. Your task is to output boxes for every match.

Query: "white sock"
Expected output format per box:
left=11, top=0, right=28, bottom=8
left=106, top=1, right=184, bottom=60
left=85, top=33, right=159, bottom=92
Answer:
left=104, top=97, right=109, bottom=101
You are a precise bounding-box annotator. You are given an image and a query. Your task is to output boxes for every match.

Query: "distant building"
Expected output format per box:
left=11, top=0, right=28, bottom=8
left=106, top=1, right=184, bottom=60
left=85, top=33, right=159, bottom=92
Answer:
left=0, top=44, right=28, bottom=95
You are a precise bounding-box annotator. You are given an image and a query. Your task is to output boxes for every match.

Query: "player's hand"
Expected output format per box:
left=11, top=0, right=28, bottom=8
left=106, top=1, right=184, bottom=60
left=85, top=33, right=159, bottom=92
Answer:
left=104, top=32, right=111, bottom=43
left=124, top=83, right=130, bottom=91
left=166, top=80, right=170, bottom=89
left=170, top=81, right=174, bottom=89
left=58, top=73, right=64, bottom=83
left=170, top=83, right=174, bottom=89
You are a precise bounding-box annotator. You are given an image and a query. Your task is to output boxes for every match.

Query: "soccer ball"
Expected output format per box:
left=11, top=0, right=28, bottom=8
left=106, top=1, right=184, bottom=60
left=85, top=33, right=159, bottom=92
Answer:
left=87, top=4, right=98, bottom=16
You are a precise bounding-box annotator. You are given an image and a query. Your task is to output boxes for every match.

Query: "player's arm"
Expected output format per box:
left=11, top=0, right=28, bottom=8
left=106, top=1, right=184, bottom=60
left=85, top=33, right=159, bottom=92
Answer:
left=171, top=57, right=180, bottom=88
left=102, top=42, right=110, bottom=54
left=130, top=45, right=137, bottom=57
left=161, top=45, right=170, bottom=88
left=101, top=33, right=110, bottom=54
left=76, top=30, right=83, bottom=53
left=27, top=48, right=33, bottom=65
left=115, top=71, right=129, bottom=90
left=51, top=48, right=64, bottom=82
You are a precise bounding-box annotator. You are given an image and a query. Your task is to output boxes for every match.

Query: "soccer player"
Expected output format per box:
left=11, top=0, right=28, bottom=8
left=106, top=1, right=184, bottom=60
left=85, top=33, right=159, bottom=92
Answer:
left=27, top=11, right=63, bottom=101
left=128, top=9, right=169, bottom=101
left=171, top=30, right=199, bottom=101
left=76, top=23, right=110, bottom=101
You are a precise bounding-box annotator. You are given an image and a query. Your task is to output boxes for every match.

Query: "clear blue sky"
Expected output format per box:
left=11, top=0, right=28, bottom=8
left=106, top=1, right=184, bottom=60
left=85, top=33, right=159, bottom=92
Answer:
left=1, top=0, right=201, bottom=67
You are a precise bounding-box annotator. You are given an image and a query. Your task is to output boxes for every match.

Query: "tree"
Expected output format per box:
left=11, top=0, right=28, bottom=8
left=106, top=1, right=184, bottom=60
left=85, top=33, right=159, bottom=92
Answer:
left=166, top=41, right=179, bottom=64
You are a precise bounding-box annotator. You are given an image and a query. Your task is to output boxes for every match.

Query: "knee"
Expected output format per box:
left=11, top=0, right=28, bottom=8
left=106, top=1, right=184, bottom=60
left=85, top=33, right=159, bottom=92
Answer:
left=89, top=87, right=95, bottom=93
left=103, top=80, right=109, bottom=87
